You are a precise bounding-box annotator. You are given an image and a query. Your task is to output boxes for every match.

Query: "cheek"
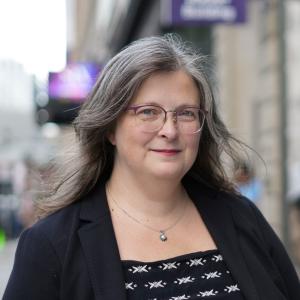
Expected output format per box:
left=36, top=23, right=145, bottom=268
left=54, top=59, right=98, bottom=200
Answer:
left=186, top=134, right=201, bottom=153
left=122, top=129, right=153, bottom=147
left=184, top=135, right=201, bottom=166
left=114, top=127, right=154, bottom=157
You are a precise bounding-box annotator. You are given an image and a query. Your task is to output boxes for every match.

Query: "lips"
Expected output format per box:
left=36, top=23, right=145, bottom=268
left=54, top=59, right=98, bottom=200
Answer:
left=151, top=149, right=181, bottom=155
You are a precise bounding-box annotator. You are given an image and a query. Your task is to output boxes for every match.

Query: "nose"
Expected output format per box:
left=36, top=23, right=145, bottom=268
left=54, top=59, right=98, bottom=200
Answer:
left=158, top=112, right=179, bottom=139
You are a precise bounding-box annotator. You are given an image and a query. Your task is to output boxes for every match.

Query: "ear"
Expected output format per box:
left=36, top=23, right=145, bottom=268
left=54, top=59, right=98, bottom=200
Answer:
left=107, top=131, right=116, bottom=145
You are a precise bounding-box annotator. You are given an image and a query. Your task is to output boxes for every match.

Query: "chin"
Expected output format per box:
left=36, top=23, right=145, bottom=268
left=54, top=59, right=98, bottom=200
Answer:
left=149, top=166, right=187, bottom=181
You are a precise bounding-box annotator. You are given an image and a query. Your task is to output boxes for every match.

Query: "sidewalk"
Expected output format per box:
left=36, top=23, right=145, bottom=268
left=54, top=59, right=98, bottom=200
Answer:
left=0, top=239, right=18, bottom=298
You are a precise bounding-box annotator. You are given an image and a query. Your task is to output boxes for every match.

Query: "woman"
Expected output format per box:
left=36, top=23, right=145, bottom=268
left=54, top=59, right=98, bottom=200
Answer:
left=4, top=35, right=300, bottom=300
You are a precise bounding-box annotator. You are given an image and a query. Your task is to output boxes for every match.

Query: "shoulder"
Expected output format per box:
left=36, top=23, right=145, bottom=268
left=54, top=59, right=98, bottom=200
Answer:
left=219, top=190, right=259, bottom=218
left=185, top=176, right=259, bottom=219
left=33, top=201, right=81, bottom=239
left=27, top=180, right=108, bottom=246
left=2, top=203, right=83, bottom=299
left=218, top=189, right=269, bottom=233
left=185, top=177, right=268, bottom=235
left=19, top=201, right=82, bottom=262
left=218, top=190, right=287, bottom=255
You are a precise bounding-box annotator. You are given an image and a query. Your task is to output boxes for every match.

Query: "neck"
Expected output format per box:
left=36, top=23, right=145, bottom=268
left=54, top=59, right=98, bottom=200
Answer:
left=107, top=169, right=187, bottom=220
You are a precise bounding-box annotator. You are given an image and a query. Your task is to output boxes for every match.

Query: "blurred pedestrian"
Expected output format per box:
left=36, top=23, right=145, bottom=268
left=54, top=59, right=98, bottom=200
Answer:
left=3, top=35, right=300, bottom=299
left=234, top=160, right=262, bottom=204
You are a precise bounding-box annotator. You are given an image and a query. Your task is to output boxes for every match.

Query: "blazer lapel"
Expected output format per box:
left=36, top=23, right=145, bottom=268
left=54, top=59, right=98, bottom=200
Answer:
left=78, top=182, right=127, bottom=300
left=185, top=181, right=260, bottom=300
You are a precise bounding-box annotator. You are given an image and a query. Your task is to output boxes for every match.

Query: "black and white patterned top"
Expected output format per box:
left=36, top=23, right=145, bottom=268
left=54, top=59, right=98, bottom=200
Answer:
left=122, top=249, right=244, bottom=299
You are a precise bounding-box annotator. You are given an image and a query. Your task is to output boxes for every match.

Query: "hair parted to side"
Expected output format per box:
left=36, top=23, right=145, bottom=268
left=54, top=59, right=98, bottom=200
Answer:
left=35, top=34, right=243, bottom=218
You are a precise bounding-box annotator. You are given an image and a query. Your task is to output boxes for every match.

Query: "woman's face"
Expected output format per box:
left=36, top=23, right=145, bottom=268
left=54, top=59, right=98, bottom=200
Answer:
left=109, top=70, right=201, bottom=181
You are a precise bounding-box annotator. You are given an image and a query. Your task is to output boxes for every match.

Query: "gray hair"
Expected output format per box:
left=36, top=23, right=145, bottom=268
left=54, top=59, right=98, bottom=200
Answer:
left=36, top=34, right=241, bottom=218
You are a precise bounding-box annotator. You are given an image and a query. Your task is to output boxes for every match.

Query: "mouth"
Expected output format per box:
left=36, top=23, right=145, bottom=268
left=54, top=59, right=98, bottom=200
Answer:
left=151, top=149, right=181, bottom=155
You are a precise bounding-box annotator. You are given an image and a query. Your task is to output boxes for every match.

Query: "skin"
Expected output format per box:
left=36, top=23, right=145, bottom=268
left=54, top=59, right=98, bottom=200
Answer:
left=107, top=70, right=216, bottom=261
left=109, top=70, right=201, bottom=183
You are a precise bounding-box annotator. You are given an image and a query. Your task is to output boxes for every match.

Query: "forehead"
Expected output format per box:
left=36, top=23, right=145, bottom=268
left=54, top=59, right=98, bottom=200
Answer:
left=131, top=70, right=200, bottom=107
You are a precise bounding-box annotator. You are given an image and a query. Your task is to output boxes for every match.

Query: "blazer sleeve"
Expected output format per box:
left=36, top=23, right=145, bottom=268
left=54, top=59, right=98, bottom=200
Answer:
left=3, top=226, right=61, bottom=300
left=248, top=201, right=300, bottom=299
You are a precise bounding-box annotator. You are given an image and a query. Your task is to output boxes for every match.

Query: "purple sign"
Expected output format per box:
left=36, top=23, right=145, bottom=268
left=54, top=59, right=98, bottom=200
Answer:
left=162, top=0, right=247, bottom=25
left=48, top=63, right=101, bottom=102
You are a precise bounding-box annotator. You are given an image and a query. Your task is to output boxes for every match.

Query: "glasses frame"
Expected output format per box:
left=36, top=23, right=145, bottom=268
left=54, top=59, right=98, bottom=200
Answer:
left=126, top=104, right=208, bottom=134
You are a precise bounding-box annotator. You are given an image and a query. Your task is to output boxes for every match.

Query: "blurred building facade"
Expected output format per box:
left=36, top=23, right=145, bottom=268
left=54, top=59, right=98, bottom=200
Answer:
left=0, top=60, right=35, bottom=155
left=0, top=60, right=61, bottom=236
left=65, top=0, right=300, bottom=260
left=215, top=1, right=286, bottom=232
left=0, top=60, right=35, bottom=237
left=215, top=1, right=300, bottom=262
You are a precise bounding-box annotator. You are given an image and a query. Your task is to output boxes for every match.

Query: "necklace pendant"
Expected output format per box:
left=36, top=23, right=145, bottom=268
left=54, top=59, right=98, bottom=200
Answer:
left=159, top=231, right=167, bottom=242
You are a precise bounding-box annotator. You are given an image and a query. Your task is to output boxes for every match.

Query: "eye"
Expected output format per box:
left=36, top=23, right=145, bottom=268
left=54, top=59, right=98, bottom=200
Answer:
left=178, top=109, right=197, bottom=120
left=136, top=106, right=161, bottom=120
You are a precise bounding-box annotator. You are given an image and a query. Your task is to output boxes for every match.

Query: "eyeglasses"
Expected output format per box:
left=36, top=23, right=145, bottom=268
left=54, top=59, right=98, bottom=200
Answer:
left=126, top=104, right=207, bottom=134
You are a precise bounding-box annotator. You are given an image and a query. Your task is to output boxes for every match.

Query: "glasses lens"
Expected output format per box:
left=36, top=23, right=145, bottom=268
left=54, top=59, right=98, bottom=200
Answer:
left=133, top=105, right=205, bottom=134
left=178, top=108, right=205, bottom=134
left=135, top=105, right=164, bottom=132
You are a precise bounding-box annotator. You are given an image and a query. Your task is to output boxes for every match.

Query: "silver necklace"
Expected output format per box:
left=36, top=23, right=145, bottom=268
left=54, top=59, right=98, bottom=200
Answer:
left=106, top=185, right=188, bottom=242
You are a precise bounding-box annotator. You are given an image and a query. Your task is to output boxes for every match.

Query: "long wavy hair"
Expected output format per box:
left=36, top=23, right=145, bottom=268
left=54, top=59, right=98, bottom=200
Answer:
left=36, top=34, right=244, bottom=218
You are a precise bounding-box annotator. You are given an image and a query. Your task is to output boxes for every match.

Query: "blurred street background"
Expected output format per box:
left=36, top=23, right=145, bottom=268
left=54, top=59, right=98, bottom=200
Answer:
left=1, top=0, right=300, bottom=296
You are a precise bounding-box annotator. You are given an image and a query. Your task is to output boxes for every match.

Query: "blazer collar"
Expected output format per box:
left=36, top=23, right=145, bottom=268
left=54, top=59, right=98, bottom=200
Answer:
left=185, top=179, right=260, bottom=300
left=78, top=181, right=127, bottom=300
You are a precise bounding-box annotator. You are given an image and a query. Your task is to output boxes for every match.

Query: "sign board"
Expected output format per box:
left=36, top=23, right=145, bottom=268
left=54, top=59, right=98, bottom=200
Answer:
left=48, top=63, right=101, bottom=102
left=162, top=0, right=247, bottom=26
left=43, top=63, right=101, bottom=124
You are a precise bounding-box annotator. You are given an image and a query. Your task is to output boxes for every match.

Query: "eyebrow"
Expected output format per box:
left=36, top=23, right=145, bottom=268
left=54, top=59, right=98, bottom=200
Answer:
left=134, top=101, right=200, bottom=108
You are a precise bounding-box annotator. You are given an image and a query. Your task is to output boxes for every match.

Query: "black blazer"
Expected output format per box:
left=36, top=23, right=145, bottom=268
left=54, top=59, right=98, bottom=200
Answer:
left=3, top=179, right=300, bottom=300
